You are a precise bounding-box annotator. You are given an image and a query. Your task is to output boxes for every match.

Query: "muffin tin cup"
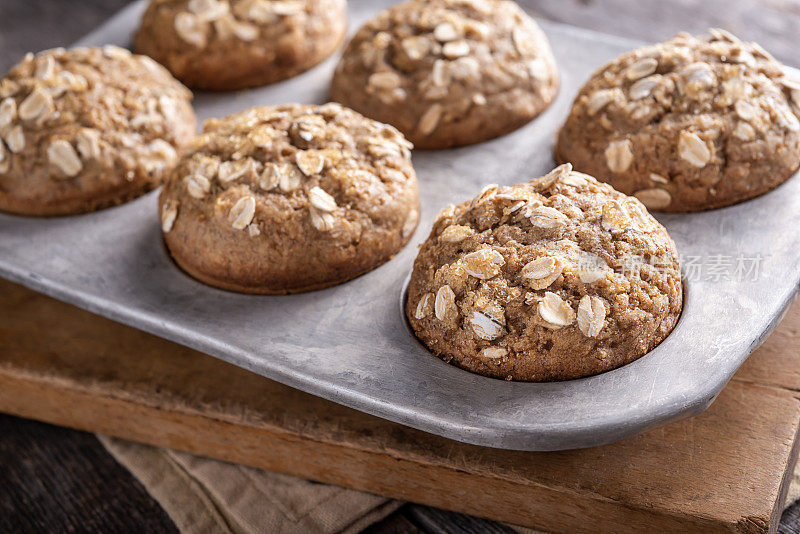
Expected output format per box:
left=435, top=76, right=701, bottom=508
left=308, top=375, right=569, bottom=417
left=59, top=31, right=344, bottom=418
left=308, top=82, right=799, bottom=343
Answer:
left=1, top=0, right=799, bottom=450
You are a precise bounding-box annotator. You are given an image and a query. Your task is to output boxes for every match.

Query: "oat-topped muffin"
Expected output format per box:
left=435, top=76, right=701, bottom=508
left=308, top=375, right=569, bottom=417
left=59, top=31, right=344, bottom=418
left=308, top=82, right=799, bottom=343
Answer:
left=135, top=0, right=347, bottom=90
left=555, top=30, right=800, bottom=212
left=0, top=46, right=195, bottom=216
left=330, top=0, right=558, bottom=149
left=159, top=103, right=419, bottom=294
left=406, top=164, right=682, bottom=382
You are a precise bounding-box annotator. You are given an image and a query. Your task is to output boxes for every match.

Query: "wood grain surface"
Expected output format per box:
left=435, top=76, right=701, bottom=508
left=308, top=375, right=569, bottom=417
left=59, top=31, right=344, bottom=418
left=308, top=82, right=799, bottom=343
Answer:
left=0, top=413, right=178, bottom=534
left=1, top=277, right=800, bottom=533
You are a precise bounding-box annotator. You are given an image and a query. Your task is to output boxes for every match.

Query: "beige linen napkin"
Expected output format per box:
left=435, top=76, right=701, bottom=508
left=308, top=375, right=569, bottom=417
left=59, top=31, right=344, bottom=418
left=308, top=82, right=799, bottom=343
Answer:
left=98, top=436, right=402, bottom=534
left=99, top=435, right=800, bottom=534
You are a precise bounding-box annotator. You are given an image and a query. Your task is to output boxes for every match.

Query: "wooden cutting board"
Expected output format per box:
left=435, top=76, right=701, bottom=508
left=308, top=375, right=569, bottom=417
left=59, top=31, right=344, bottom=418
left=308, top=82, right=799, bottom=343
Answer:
left=0, top=277, right=798, bottom=534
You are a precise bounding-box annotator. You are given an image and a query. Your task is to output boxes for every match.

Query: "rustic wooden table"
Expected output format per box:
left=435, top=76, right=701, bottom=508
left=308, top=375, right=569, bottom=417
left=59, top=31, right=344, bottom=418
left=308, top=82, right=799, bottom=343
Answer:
left=2, top=1, right=800, bottom=533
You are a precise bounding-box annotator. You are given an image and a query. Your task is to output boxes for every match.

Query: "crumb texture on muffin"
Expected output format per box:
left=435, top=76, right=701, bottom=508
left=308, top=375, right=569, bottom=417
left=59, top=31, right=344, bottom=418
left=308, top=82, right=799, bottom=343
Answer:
left=159, top=103, right=420, bottom=294
left=405, top=164, right=683, bottom=382
left=135, top=0, right=347, bottom=90
left=331, top=0, right=558, bottom=149
left=0, top=46, right=196, bottom=216
left=555, top=29, right=800, bottom=212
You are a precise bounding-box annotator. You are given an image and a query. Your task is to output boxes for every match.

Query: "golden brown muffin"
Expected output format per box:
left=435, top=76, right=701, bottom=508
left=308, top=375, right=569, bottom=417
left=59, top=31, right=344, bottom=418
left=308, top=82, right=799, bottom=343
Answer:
left=134, top=0, right=347, bottom=91
left=555, top=29, right=800, bottom=212
left=0, top=46, right=196, bottom=216
left=405, top=164, right=683, bottom=382
left=159, top=103, right=420, bottom=294
left=330, top=0, right=558, bottom=149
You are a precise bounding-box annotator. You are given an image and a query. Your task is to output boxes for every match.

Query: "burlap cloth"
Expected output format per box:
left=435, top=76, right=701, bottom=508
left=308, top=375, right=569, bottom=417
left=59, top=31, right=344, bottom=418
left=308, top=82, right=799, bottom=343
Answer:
left=98, top=436, right=800, bottom=534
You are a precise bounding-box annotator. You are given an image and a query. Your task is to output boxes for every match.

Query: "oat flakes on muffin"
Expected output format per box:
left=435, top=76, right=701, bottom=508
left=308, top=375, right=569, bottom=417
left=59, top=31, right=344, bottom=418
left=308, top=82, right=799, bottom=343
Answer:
left=405, top=164, right=682, bottom=382
left=134, top=0, right=347, bottom=91
left=330, top=0, right=558, bottom=149
left=555, top=29, right=800, bottom=212
left=0, top=46, right=196, bottom=216
left=159, top=103, right=419, bottom=294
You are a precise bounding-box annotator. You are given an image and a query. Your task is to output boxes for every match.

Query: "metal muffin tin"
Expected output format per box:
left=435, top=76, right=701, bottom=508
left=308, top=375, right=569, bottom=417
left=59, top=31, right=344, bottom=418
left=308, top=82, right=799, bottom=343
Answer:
left=1, top=0, right=799, bottom=451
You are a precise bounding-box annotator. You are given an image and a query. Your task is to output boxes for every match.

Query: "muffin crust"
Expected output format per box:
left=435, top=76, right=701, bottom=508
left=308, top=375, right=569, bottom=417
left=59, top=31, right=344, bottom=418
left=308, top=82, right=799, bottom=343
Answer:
left=555, top=30, right=800, bottom=212
left=135, top=0, right=347, bottom=90
left=406, top=164, right=683, bottom=381
left=0, top=46, right=196, bottom=216
left=331, top=0, right=558, bottom=149
left=160, top=103, right=420, bottom=294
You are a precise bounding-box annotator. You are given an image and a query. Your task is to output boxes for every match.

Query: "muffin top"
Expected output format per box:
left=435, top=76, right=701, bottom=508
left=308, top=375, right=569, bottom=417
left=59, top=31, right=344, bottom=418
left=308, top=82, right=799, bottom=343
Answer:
left=555, top=30, right=800, bottom=212
left=0, top=46, right=196, bottom=215
left=330, top=0, right=558, bottom=149
left=159, top=103, right=419, bottom=293
left=134, top=0, right=347, bottom=90
left=406, top=164, right=683, bottom=382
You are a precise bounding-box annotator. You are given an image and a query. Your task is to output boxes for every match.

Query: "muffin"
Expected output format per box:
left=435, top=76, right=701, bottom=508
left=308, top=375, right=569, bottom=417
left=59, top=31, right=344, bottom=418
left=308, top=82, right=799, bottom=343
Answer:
left=134, top=0, right=347, bottom=90
left=0, top=46, right=196, bottom=216
left=555, top=29, right=800, bottom=212
left=406, top=164, right=683, bottom=381
left=159, top=103, right=419, bottom=294
left=330, top=0, right=558, bottom=149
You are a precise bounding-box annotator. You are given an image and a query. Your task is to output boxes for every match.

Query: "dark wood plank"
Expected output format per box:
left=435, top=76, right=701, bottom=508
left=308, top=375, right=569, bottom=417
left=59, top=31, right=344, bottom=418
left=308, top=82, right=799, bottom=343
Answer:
left=781, top=501, right=800, bottom=534
left=364, top=506, right=425, bottom=534
left=0, top=413, right=177, bottom=534
left=405, top=505, right=517, bottom=534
